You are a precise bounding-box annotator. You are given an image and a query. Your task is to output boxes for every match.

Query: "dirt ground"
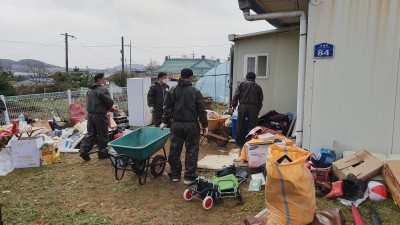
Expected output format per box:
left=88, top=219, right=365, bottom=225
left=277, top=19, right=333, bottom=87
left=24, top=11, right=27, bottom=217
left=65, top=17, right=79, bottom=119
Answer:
left=1, top=134, right=400, bottom=224
left=0, top=138, right=268, bottom=225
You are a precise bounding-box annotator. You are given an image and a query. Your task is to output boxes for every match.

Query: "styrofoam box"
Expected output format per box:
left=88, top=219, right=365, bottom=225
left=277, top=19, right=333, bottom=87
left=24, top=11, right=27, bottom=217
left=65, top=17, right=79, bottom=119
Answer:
left=10, top=136, right=44, bottom=168
left=248, top=144, right=270, bottom=168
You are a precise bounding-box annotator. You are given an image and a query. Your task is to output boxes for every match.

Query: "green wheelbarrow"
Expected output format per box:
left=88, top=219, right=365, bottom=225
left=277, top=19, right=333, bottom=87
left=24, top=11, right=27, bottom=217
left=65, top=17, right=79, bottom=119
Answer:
left=101, top=127, right=171, bottom=185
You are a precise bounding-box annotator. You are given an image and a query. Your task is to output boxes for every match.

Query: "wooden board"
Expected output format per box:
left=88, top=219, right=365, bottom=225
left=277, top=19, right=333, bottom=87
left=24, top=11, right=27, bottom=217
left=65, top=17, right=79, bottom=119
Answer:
left=197, top=148, right=240, bottom=170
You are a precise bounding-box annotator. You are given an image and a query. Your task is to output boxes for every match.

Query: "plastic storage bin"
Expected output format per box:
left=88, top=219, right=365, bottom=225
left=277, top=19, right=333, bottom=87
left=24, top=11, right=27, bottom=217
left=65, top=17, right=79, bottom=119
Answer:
left=231, top=116, right=249, bottom=139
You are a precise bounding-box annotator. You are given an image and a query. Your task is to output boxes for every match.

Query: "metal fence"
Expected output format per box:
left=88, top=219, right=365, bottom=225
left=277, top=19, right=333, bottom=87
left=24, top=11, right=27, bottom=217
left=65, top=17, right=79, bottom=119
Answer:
left=0, top=87, right=128, bottom=125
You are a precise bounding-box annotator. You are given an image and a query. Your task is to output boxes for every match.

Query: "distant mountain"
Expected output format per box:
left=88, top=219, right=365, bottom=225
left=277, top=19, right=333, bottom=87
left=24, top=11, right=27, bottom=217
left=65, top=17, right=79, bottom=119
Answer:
left=0, top=58, right=147, bottom=72
left=0, top=59, right=61, bottom=71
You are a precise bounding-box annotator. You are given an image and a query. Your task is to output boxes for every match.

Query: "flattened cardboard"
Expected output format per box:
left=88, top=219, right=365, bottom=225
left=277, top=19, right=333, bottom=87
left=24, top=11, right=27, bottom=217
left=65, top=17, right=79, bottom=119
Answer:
left=332, top=149, right=383, bottom=181
left=32, top=120, right=52, bottom=132
left=382, top=160, right=400, bottom=207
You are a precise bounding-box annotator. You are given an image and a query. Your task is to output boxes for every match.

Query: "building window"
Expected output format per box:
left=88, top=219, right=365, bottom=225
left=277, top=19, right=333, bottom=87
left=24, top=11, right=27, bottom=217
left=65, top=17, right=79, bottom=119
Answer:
left=243, top=53, right=269, bottom=79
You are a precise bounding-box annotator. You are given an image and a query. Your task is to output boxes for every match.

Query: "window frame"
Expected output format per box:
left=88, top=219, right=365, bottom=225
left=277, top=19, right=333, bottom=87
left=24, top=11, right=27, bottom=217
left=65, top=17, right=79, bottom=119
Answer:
left=243, top=53, right=270, bottom=79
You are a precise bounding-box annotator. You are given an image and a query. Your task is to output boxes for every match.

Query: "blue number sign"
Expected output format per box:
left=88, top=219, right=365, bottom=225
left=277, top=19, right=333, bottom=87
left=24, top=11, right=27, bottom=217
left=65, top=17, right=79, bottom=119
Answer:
left=314, top=43, right=334, bottom=58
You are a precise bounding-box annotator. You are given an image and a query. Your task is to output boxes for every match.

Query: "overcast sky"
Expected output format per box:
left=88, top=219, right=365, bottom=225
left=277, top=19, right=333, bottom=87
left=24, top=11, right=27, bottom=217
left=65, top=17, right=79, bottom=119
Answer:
left=0, top=0, right=274, bottom=69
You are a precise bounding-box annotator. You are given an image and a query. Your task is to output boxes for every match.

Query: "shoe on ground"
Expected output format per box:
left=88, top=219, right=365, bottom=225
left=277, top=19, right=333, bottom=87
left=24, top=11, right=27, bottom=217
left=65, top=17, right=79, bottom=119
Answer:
left=79, top=153, right=91, bottom=161
left=171, top=178, right=179, bottom=182
left=184, top=179, right=196, bottom=185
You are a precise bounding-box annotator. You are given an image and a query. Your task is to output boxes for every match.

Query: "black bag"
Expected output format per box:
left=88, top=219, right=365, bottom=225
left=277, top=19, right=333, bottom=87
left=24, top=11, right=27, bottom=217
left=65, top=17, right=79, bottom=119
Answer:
left=236, top=169, right=249, bottom=184
left=258, top=109, right=290, bottom=135
left=195, top=176, right=219, bottom=200
left=0, top=99, right=6, bottom=112
left=216, top=165, right=236, bottom=177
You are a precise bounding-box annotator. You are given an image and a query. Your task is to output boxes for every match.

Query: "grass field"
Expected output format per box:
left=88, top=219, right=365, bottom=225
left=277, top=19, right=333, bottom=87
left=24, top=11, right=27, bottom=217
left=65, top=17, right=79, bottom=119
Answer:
left=1, top=139, right=399, bottom=224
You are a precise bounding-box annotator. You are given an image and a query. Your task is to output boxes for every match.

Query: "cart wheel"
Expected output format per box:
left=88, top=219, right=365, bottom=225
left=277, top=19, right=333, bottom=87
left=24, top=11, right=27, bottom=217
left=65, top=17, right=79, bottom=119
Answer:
left=202, top=196, right=213, bottom=210
left=183, top=189, right=193, bottom=201
left=150, top=155, right=166, bottom=177
left=236, top=190, right=244, bottom=203
left=214, top=130, right=229, bottom=147
left=131, top=159, right=146, bottom=174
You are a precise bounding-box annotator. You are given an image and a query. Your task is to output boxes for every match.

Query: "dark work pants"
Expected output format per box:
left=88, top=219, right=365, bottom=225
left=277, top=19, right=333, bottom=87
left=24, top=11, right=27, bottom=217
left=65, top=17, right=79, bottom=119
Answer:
left=168, top=121, right=200, bottom=181
left=236, top=104, right=259, bottom=145
left=80, top=114, right=109, bottom=156
left=152, top=107, right=163, bottom=127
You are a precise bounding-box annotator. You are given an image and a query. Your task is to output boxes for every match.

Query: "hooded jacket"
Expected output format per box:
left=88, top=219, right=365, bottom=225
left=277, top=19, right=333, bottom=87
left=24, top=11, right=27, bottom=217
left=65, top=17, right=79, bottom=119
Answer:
left=162, top=79, right=208, bottom=128
left=232, top=79, right=263, bottom=111
left=147, top=82, right=170, bottom=111
left=86, top=83, right=114, bottom=114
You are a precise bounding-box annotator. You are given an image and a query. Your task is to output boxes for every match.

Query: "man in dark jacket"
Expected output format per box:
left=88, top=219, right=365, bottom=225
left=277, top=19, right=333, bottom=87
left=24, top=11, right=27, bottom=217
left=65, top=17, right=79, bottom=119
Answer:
left=79, top=73, right=115, bottom=161
left=232, top=72, right=264, bottom=146
left=160, top=68, right=208, bottom=184
left=147, top=72, right=170, bottom=127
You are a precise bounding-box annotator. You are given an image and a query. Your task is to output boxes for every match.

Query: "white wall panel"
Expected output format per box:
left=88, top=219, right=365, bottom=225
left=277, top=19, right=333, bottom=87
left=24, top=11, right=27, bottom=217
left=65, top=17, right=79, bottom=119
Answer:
left=232, top=29, right=299, bottom=115
left=304, top=0, right=400, bottom=155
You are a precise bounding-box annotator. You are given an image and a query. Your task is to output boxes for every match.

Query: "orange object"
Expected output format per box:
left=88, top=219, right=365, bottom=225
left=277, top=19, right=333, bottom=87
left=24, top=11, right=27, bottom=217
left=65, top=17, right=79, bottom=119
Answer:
left=325, top=181, right=343, bottom=199
left=351, top=204, right=366, bottom=225
left=265, top=145, right=316, bottom=225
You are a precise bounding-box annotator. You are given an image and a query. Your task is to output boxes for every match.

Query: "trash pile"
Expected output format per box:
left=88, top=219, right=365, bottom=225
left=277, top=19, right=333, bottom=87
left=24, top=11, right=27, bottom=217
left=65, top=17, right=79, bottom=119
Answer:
left=0, top=104, right=129, bottom=174
left=241, top=135, right=397, bottom=224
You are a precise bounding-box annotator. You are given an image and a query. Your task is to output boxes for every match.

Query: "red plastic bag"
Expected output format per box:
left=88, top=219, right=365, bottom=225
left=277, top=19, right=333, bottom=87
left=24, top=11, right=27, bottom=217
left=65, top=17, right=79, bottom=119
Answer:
left=68, top=103, right=86, bottom=126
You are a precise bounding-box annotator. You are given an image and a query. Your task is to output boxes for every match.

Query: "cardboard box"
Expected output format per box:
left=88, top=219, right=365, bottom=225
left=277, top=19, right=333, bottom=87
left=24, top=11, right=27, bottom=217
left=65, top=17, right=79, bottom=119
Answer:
left=247, top=144, right=270, bottom=168
left=382, top=160, right=400, bottom=207
left=10, top=136, right=44, bottom=168
left=332, top=149, right=383, bottom=181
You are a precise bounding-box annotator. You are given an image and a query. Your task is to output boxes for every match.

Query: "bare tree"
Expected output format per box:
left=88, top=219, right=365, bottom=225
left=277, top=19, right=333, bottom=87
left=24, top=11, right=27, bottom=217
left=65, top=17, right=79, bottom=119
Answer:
left=146, top=59, right=159, bottom=72
left=24, top=62, right=50, bottom=84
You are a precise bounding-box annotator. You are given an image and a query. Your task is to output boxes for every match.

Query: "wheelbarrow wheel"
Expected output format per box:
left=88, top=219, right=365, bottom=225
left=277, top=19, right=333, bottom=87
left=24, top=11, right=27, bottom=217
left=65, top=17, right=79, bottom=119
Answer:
left=183, top=189, right=193, bottom=201
left=131, top=159, right=146, bottom=174
left=202, top=196, right=213, bottom=210
left=150, top=155, right=166, bottom=177
left=213, top=130, right=229, bottom=147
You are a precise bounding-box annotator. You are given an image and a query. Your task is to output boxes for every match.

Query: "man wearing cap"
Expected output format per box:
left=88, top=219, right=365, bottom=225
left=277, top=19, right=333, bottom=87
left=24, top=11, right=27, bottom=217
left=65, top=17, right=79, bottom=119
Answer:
left=231, top=72, right=264, bottom=146
left=160, top=68, right=208, bottom=185
left=147, top=72, right=170, bottom=127
left=79, top=73, right=116, bottom=161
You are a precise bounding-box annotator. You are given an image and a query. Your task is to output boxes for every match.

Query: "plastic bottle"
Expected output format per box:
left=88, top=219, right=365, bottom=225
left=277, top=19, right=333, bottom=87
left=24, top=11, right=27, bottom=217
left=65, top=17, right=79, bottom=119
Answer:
left=19, top=113, right=25, bottom=122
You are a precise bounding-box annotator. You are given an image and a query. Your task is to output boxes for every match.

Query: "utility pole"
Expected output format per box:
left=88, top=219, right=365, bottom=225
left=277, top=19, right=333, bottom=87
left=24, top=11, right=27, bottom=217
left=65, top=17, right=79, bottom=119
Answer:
left=60, top=33, right=75, bottom=73
left=121, top=36, right=125, bottom=73
left=190, top=50, right=196, bottom=59
left=129, top=40, right=132, bottom=74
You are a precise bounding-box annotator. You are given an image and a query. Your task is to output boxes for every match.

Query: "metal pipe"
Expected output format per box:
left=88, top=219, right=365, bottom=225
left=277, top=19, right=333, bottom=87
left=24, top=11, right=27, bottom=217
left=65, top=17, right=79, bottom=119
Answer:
left=0, top=95, right=10, bottom=125
left=242, top=10, right=307, bottom=147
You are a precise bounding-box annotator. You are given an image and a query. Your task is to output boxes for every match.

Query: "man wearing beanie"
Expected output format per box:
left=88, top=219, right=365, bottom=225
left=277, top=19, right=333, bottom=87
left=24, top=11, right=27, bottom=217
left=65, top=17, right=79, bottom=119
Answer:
left=147, top=72, right=170, bottom=127
left=231, top=72, right=264, bottom=146
left=160, top=68, right=208, bottom=184
left=79, top=73, right=116, bottom=161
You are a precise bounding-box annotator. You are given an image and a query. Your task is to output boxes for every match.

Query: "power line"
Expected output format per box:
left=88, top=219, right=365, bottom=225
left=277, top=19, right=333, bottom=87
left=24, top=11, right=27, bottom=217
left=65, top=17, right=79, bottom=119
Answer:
left=0, top=39, right=63, bottom=47
left=0, top=39, right=118, bottom=48
left=0, top=39, right=230, bottom=49
left=132, top=44, right=230, bottom=49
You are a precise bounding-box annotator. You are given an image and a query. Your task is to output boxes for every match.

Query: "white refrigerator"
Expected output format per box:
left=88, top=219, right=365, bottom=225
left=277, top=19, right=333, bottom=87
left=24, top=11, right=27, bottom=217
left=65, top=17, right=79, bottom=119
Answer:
left=127, top=77, right=152, bottom=127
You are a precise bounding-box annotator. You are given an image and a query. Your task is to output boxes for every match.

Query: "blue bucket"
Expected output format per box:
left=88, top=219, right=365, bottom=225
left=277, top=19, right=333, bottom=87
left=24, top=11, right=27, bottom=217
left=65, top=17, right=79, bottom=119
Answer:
left=231, top=116, right=249, bottom=139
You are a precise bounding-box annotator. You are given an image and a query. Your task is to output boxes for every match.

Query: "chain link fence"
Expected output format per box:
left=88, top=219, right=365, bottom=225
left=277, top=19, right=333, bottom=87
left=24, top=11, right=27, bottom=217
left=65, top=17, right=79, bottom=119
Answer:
left=0, top=87, right=128, bottom=126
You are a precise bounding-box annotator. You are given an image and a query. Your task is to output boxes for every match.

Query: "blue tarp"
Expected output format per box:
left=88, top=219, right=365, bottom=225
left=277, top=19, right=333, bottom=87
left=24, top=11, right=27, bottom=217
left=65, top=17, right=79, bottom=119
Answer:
left=195, top=61, right=230, bottom=104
